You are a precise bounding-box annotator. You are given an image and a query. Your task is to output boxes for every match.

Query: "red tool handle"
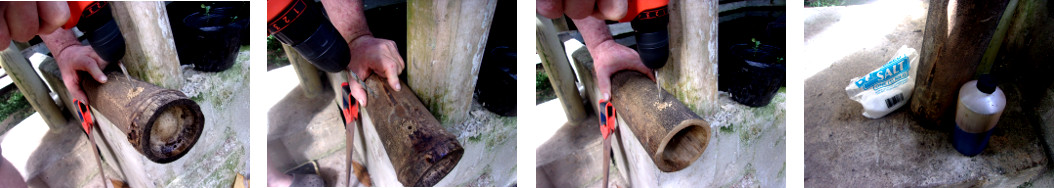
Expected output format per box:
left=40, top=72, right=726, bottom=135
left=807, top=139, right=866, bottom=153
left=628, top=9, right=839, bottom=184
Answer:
left=74, top=99, right=94, bottom=134
left=598, top=100, right=617, bottom=139
left=619, top=0, right=669, bottom=23
left=63, top=1, right=106, bottom=29
left=340, top=82, right=360, bottom=125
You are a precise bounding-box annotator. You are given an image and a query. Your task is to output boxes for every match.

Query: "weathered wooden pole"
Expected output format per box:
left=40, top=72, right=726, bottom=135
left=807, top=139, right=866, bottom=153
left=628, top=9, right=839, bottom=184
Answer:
left=910, top=0, right=1011, bottom=126
left=660, top=0, right=719, bottom=114
left=362, top=75, right=463, bottom=186
left=0, top=42, right=67, bottom=128
left=406, top=0, right=497, bottom=126
left=81, top=71, right=204, bottom=163
left=283, top=43, right=324, bottom=98
left=611, top=71, right=710, bottom=172
left=110, top=1, right=184, bottom=90
left=38, top=59, right=77, bottom=119
left=537, top=15, right=587, bottom=121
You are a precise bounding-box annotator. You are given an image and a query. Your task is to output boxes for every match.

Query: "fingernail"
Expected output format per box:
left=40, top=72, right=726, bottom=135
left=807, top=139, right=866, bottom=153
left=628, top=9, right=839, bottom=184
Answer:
left=99, top=76, right=108, bottom=83
left=393, top=83, right=401, bottom=91
left=358, top=98, right=366, bottom=106
left=602, top=93, right=610, bottom=101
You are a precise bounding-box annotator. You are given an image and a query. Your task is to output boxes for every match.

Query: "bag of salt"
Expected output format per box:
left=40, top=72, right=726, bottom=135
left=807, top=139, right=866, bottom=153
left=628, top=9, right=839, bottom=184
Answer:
left=845, top=45, right=919, bottom=119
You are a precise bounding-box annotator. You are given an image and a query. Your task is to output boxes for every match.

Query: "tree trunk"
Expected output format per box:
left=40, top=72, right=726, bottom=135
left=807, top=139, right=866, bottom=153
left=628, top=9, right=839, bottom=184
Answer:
left=406, top=0, right=497, bottom=126
left=110, top=1, right=184, bottom=90
left=910, top=0, right=1010, bottom=127
left=661, top=0, right=720, bottom=115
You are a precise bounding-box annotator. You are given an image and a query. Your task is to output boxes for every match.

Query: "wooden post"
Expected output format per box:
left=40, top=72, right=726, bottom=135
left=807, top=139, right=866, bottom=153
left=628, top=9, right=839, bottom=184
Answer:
left=406, top=0, right=497, bottom=126
left=537, top=16, right=587, bottom=121
left=658, top=0, right=720, bottom=115
left=610, top=71, right=711, bottom=172
left=110, top=1, right=184, bottom=90
left=38, top=58, right=76, bottom=118
left=283, top=43, right=324, bottom=98
left=362, top=75, right=463, bottom=186
left=0, top=42, right=66, bottom=128
left=910, top=0, right=1010, bottom=126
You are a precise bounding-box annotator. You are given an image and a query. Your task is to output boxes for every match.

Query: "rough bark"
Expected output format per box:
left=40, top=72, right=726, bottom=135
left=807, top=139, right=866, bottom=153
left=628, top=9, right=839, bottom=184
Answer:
left=362, top=75, right=462, bottom=186
left=81, top=71, right=204, bottom=163
left=910, top=0, right=1011, bottom=127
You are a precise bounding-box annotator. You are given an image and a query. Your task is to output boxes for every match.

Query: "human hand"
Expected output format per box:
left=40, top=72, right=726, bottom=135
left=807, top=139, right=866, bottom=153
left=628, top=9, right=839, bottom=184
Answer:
left=0, top=2, right=70, bottom=50
left=56, top=45, right=109, bottom=106
left=593, top=39, right=654, bottom=102
left=537, top=0, right=627, bottom=20
left=344, top=35, right=404, bottom=107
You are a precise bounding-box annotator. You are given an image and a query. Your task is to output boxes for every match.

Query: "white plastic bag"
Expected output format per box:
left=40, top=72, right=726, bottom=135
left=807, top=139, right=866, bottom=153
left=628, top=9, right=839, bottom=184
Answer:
left=845, top=45, right=919, bottom=119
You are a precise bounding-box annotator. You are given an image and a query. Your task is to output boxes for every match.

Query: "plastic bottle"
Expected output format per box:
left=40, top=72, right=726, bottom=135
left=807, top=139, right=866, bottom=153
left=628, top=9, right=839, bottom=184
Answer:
left=953, top=74, right=1005, bottom=156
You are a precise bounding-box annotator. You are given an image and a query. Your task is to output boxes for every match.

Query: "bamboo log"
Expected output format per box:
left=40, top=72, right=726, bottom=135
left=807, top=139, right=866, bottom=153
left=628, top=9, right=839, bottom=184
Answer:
left=610, top=71, right=710, bottom=172
left=406, top=0, right=496, bottom=126
left=110, top=1, right=184, bottom=90
left=362, top=75, right=462, bottom=186
left=910, top=0, right=1010, bottom=126
left=81, top=71, right=204, bottom=163
left=537, top=15, right=587, bottom=121
left=0, top=42, right=66, bottom=128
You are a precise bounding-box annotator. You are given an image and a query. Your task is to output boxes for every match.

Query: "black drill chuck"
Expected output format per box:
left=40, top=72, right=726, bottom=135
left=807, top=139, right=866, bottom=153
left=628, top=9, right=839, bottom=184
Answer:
left=630, top=6, right=669, bottom=70
left=75, top=2, right=125, bottom=64
left=268, top=0, right=350, bottom=73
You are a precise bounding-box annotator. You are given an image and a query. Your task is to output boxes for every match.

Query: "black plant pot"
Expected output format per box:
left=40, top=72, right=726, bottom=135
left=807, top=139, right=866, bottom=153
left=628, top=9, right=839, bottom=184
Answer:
left=175, top=7, right=246, bottom=72
left=725, top=44, right=785, bottom=107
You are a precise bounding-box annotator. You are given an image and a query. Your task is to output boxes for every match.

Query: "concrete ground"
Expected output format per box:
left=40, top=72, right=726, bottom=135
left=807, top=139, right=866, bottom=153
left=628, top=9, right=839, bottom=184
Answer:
left=2, top=47, right=250, bottom=187
left=804, top=1, right=1054, bottom=187
left=264, top=65, right=516, bottom=187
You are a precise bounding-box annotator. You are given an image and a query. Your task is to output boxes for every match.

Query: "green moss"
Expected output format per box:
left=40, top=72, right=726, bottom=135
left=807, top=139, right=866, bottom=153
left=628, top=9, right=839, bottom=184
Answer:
left=777, top=162, right=786, bottom=179
left=720, top=124, right=735, bottom=134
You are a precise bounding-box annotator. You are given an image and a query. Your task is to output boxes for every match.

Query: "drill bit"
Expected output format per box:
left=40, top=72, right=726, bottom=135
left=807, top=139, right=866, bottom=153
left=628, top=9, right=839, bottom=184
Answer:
left=655, top=70, right=661, bottom=100
left=118, top=61, right=133, bottom=88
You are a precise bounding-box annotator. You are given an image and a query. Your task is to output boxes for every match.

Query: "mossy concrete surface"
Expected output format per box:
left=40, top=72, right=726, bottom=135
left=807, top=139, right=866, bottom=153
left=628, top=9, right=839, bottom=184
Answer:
left=804, top=1, right=1052, bottom=186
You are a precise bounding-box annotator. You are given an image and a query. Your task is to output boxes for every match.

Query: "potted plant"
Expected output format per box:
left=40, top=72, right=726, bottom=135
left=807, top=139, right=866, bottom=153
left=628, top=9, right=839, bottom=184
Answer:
left=171, top=2, right=248, bottom=72
left=725, top=38, right=786, bottom=107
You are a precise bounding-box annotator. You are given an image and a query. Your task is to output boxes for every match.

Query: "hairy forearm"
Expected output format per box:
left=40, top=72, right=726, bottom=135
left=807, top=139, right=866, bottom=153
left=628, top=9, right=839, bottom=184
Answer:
left=40, top=28, right=81, bottom=57
left=571, top=16, right=614, bottom=53
left=321, top=0, right=372, bottom=44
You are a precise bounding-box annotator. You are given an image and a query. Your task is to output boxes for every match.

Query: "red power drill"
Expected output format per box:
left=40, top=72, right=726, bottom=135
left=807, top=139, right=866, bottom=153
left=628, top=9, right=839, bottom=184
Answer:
left=621, top=0, right=669, bottom=70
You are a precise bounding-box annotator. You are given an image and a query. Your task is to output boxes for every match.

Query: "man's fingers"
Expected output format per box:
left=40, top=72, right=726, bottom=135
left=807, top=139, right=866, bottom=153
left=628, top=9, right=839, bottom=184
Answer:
left=35, top=1, right=68, bottom=35
left=62, top=72, right=88, bottom=106
left=82, top=59, right=108, bottom=83
left=595, top=68, right=612, bottom=102
left=6, top=2, right=38, bottom=42
left=347, top=74, right=368, bottom=107
left=536, top=0, right=565, bottom=19
left=593, top=0, right=627, bottom=21
left=563, top=0, right=596, bottom=19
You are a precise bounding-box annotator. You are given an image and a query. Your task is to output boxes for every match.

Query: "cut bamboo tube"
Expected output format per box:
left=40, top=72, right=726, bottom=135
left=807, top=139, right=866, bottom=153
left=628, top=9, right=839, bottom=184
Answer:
left=610, top=71, right=710, bottom=172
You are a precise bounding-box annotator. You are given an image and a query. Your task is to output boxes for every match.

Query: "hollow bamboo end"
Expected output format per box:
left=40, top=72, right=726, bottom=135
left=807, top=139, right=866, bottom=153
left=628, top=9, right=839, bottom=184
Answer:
left=655, top=119, right=711, bottom=172
left=411, top=139, right=464, bottom=186
left=140, top=98, right=204, bottom=163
